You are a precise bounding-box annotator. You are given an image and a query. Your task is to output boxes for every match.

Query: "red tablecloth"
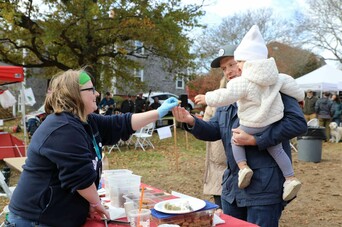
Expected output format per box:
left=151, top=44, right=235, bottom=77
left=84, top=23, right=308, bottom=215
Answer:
left=83, top=214, right=259, bottom=227
left=83, top=184, right=259, bottom=227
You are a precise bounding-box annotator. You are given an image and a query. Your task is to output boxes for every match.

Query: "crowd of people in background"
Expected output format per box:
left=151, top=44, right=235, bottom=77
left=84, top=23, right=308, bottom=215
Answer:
left=97, top=91, right=161, bottom=115
left=302, top=89, right=342, bottom=141
left=100, top=88, right=342, bottom=144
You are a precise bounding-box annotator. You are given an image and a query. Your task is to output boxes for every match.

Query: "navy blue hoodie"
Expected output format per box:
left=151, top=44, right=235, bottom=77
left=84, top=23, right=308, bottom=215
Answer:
left=184, top=94, right=307, bottom=207
left=9, top=112, right=133, bottom=227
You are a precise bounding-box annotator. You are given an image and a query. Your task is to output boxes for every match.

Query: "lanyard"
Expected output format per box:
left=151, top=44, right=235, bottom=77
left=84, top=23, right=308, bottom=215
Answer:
left=92, top=136, right=102, bottom=161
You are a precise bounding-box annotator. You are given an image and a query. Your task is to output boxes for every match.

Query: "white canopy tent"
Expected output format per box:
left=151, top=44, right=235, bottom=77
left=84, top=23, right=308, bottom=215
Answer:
left=295, top=64, right=342, bottom=94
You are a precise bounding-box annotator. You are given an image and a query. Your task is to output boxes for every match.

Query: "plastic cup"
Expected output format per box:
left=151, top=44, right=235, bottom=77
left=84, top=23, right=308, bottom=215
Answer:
left=124, top=201, right=135, bottom=217
left=128, top=209, right=151, bottom=227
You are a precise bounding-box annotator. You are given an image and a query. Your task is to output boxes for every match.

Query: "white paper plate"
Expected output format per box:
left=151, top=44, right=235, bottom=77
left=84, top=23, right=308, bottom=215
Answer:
left=154, top=198, right=206, bottom=214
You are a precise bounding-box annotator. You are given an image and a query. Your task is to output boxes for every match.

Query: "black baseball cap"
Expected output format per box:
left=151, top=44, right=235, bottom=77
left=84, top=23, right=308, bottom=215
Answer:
left=210, top=45, right=238, bottom=68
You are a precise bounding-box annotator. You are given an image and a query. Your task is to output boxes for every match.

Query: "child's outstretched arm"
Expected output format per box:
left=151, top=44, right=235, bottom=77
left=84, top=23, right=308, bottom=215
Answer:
left=203, top=78, right=245, bottom=107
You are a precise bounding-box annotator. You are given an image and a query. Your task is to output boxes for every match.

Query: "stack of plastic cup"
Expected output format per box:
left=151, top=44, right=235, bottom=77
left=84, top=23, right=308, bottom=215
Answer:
left=102, top=169, right=133, bottom=198
left=102, top=169, right=141, bottom=208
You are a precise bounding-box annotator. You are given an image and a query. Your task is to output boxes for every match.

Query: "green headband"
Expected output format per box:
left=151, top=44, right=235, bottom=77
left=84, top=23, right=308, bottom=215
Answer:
left=79, top=71, right=91, bottom=85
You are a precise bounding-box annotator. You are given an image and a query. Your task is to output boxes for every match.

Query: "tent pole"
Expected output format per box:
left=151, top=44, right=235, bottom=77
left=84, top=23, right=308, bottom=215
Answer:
left=21, top=82, right=27, bottom=155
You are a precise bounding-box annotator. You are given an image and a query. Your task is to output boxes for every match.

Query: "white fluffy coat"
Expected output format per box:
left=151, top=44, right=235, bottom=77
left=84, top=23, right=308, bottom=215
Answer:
left=205, top=58, right=304, bottom=127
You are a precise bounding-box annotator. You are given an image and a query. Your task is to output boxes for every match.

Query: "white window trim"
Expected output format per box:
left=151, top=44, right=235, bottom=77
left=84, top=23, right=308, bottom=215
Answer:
left=176, top=76, right=184, bottom=89
left=134, top=41, right=144, bottom=55
left=134, top=69, right=144, bottom=81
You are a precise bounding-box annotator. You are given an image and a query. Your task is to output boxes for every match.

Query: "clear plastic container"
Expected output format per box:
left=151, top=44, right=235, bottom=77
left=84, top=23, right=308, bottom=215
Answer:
left=123, top=196, right=157, bottom=209
left=107, top=174, right=141, bottom=208
left=101, top=169, right=135, bottom=198
left=152, top=208, right=216, bottom=226
left=103, top=169, right=133, bottom=175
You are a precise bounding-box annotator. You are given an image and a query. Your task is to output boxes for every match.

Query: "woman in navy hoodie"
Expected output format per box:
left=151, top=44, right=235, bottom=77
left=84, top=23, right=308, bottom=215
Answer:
left=7, top=69, right=178, bottom=227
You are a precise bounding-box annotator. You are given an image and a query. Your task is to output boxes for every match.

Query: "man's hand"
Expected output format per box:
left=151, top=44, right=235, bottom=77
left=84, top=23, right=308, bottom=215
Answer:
left=232, top=128, right=256, bottom=146
left=194, top=94, right=207, bottom=105
left=172, top=106, right=195, bottom=126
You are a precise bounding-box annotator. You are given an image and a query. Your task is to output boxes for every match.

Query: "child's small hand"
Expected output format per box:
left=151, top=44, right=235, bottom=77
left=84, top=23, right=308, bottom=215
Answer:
left=194, top=94, right=207, bottom=105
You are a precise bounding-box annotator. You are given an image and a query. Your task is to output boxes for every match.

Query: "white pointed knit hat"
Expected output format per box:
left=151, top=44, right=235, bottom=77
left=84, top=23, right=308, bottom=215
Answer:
left=234, top=25, right=268, bottom=61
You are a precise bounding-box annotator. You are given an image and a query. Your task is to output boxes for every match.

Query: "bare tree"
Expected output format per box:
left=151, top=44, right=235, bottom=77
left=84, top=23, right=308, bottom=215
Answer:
left=193, top=8, right=302, bottom=72
left=299, top=0, right=342, bottom=64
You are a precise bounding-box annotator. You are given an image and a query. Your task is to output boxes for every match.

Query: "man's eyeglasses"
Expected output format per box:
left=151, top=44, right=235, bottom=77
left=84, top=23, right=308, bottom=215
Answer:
left=80, top=87, right=96, bottom=94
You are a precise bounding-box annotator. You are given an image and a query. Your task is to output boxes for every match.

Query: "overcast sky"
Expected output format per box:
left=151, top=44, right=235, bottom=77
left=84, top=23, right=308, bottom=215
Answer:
left=183, top=0, right=340, bottom=66
left=183, top=0, right=309, bottom=26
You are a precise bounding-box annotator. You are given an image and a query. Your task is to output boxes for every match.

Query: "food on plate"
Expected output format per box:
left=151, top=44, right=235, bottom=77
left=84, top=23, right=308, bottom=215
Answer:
left=164, top=202, right=182, bottom=211
left=163, top=201, right=192, bottom=211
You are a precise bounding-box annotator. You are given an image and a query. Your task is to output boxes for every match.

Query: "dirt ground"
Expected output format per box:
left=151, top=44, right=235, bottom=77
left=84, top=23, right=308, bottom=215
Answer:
left=0, top=137, right=341, bottom=226
left=279, top=142, right=342, bottom=227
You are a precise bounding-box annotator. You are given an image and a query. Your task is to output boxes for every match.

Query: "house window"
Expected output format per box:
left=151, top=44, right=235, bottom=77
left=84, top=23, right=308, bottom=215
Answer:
left=134, top=69, right=144, bottom=81
left=135, top=41, right=144, bottom=55
left=176, top=77, right=184, bottom=89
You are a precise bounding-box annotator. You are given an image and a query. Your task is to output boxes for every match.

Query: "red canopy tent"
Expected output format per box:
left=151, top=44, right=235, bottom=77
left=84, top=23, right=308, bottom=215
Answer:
left=0, top=65, right=24, bottom=85
left=0, top=132, right=25, bottom=159
left=0, top=65, right=27, bottom=158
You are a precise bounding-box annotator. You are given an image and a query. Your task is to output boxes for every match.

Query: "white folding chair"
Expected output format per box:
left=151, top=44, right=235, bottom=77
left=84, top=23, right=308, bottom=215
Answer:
left=125, top=135, right=135, bottom=147
left=0, top=205, right=9, bottom=227
left=0, top=172, right=12, bottom=200
left=0, top=173, right=13, bottom=227
left=133, top=122, right=155, bottom=151
left=107, top=143, right=121, bottom=153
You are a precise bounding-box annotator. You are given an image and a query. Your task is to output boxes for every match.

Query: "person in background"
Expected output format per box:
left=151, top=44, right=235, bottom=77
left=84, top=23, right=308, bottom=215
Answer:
left=135, top=93, right=145, bottom=113
left=98, top=91, right=115, bottom=115
left=6, top=69, right=179, bottom=227
left=26, top=116, right=41, bottom=139
left=195, top=25, right=304, bottom=201
left=331, top=93, right=342, bottom=126
left=315, top=91, right=334, bottom=141
left=303, top=89, right=318, bottom=122
left=149, top=97, right=161, bottom=110
left=172, top=44, right=307, bottom=227
left=120, top=94, right=135, bottom=113
left=202, top=76, right=227, bottom=212
left=148, top=97, right=163, bottom=127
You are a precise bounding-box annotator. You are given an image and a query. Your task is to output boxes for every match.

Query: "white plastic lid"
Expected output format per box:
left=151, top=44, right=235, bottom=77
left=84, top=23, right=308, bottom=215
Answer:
left=103, top=169, right=133, bottom=175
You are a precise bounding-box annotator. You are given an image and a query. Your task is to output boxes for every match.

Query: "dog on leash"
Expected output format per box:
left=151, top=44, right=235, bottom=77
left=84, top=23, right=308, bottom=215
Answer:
left=329, top=122, right=342, bottom=143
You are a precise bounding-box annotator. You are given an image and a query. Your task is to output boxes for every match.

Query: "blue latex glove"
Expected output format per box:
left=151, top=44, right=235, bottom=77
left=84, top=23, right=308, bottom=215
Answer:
left=157, top=97, right=179, bottom=118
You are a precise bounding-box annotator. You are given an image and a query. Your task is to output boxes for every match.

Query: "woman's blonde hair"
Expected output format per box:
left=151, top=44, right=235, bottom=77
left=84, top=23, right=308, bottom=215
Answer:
left=44, top=69, right=88, bottom=122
